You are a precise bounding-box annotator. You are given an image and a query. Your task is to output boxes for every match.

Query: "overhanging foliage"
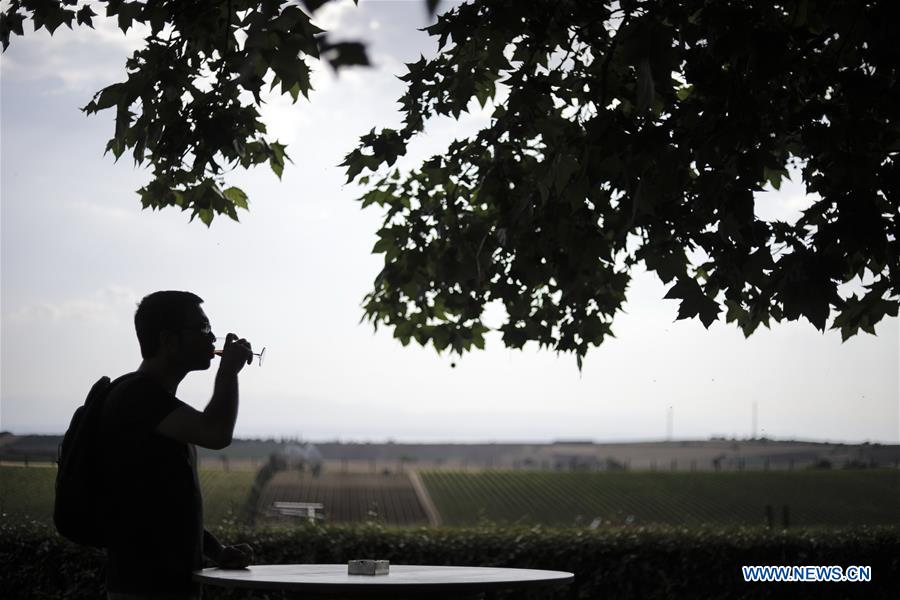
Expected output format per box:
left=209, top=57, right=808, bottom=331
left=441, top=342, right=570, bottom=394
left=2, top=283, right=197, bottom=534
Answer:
left=2, top=1, right=897, bottom=366
left=1, top=0, right=373, bottom=225
left=343, top=0, right=899, bottom=366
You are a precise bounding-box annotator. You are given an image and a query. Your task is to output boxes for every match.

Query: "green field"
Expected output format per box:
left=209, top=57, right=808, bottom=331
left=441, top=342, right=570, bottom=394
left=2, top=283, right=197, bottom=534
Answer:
left=0, top=465, right=56, bottom=523
left=7, top=466, right=898, bottom=531
left=0, top=466, right=255, bottom=528
left=199, top=469, right=257, bottom=526
left=421, top=469, right=900, bottom=528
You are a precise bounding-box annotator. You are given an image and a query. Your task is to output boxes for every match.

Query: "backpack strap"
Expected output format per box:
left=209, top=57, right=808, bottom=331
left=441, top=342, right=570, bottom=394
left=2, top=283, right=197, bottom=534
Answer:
left=56, top=373, right=143, bottom=463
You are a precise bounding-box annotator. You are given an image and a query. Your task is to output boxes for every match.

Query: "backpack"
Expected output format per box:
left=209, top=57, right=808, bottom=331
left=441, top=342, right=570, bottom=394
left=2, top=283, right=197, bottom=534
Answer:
left=54, top=374, right=133, bottom=547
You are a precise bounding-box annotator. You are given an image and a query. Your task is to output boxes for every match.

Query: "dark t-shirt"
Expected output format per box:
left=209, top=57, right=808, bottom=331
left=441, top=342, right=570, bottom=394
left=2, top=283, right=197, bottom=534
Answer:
left=98, top=372, right=204, bottom=594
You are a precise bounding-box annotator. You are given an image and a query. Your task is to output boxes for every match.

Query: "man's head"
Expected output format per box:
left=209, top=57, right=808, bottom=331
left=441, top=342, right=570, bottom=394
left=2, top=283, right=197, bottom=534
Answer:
left=134, top=291, right=215, bottom=370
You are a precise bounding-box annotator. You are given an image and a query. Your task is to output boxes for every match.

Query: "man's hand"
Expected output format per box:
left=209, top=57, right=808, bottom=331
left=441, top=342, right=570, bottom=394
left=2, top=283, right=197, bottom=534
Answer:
left=216, top=543, right=254, bottom=570
left=219, top=333, right=253, bottom=374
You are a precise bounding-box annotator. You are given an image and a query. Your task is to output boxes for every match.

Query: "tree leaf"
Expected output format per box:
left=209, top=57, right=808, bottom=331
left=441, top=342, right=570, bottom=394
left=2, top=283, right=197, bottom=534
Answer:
left=1, top=12, right=26, bottom=51
left=301, top=0, right=331, bottom=12
left=197, top=208, right=214, bottom=227
left=322, top=41, right=370, bottom=71
left=76, top=5, right=96, bottom=28
left=675, top=84, right=693, bottom=100
left=117, top=2, right=141, bottom=34
left=763, top=166, right=789, bottom=190
left=92, top=84, right=123, bottom=112
left=224, top=187, right=249, bottom=210
left=664, top=278, right=720, bottom=328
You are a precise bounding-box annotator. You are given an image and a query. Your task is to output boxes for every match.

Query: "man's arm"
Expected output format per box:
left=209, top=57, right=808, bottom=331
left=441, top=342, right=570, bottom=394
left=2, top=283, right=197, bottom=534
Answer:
left=156, top=334, right=252, bottom=449
left=203, top=529, right=225, bottom=562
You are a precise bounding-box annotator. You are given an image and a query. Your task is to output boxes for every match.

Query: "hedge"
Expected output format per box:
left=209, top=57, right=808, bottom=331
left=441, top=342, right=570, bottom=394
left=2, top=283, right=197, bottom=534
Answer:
left=2, top=519, right=897, bottom=599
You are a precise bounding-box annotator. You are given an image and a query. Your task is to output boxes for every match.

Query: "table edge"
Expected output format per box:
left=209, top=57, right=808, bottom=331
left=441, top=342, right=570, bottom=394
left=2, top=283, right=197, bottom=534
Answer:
left=193, top=565, right=575, bottom=593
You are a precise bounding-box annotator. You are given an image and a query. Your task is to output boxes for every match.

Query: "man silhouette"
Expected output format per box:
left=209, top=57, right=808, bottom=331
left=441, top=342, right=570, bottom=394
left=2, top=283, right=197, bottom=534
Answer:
left=100, top=291, right=254, bottom=599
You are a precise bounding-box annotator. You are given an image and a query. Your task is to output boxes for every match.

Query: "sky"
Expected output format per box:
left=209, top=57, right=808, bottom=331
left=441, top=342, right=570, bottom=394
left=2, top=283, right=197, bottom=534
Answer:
left=1, top=0, right=897, bottom=444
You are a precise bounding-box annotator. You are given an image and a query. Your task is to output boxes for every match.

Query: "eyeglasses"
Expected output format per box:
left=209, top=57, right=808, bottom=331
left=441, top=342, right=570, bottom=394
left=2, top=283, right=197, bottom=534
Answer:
left=182, top=324, right=213, bottom=336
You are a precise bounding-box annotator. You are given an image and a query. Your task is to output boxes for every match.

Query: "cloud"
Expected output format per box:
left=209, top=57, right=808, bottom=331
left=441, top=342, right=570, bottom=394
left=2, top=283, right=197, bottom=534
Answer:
left=0, top=6, right=149, bottom=95
left=72, top=198, right=142, bottom=225
left=5, top=285, right=140, bottom=323
left=311, top=0, right=365, bottom=37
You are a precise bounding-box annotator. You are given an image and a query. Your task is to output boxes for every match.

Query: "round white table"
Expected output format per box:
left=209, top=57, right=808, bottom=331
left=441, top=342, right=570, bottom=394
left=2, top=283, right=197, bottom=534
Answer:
left=194, top=564, right=574, bottom=599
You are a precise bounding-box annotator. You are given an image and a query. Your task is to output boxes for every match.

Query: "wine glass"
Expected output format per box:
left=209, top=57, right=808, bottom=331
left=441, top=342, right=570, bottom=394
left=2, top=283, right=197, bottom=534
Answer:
left=214, top=336, right=266, bottom=366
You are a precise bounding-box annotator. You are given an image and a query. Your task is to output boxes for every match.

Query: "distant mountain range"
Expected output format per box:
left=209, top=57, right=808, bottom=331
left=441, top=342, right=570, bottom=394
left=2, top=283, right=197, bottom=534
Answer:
left=2, top=432, right=897, bottom=471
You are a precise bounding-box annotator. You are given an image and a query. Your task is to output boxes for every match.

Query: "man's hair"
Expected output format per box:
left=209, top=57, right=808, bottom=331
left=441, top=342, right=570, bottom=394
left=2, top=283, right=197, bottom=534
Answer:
left=134, top=291, right=204, bottom=359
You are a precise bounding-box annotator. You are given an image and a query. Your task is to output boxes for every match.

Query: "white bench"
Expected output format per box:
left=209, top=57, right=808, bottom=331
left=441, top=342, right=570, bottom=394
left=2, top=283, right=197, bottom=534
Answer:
left=272, top=501, right=324, bottom=522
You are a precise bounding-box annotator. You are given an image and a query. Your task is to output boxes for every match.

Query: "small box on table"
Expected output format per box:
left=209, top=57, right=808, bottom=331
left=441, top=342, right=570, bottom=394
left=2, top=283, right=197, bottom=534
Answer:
left=348, top=559, right=390, bottom=576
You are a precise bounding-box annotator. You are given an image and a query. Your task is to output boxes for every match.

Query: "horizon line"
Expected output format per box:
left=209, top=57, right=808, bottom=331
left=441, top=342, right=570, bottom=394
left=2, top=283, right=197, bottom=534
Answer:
left=2, top=431, right=898, bottom=447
